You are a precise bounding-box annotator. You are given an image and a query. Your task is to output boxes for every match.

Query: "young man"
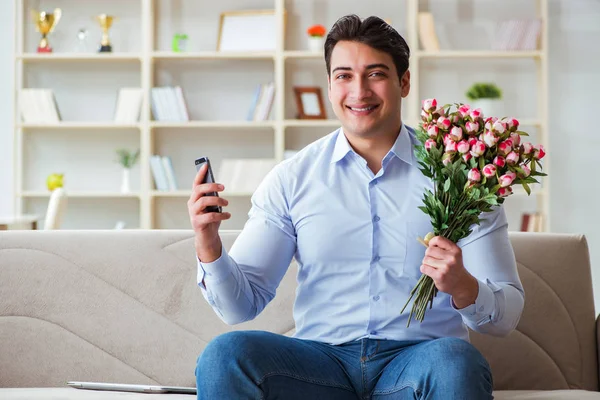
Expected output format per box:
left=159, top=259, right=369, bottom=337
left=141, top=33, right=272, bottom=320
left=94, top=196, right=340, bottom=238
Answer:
left=188, top=14, right=524, bottom=400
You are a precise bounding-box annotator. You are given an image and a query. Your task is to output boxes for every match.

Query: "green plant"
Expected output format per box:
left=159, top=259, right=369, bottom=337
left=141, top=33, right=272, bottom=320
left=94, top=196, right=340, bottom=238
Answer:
left=465, top=82, right=502, bottom=101
left=116, top=148, right=140, bottom=169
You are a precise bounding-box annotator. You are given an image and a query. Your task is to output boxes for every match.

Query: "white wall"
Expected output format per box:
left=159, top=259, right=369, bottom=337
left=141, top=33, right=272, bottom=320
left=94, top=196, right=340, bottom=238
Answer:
left=1, top=0, right=599, bottom=310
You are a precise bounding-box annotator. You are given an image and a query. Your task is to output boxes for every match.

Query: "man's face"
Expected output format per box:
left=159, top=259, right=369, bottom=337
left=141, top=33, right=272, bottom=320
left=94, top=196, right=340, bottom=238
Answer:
left=328, top=40, right=410, bottom=139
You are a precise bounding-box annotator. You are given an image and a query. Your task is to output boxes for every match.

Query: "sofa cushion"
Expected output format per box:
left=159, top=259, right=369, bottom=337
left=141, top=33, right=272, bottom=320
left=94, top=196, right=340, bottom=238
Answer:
left=0, top=388, right=193, bottom=399
left=494, top=390, right=600, bottom=399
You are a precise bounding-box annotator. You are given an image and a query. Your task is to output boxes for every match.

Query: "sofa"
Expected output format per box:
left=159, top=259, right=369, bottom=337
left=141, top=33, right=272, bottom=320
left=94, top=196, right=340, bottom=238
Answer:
left=0, top=229, right=598, bottom=399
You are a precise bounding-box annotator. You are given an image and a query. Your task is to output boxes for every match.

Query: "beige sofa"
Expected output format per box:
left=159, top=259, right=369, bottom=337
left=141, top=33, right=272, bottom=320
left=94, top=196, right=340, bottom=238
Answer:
left=0, top=230, right=599, bottom=399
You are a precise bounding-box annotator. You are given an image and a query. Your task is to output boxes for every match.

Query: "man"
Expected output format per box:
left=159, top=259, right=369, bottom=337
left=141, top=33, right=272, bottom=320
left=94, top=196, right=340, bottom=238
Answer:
left=188, top=14, right=524, bottom=400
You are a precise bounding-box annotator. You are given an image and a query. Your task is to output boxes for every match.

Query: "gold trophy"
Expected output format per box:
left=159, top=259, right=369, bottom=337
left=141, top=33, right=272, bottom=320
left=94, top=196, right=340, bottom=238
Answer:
left=96, top=14, right=116, bottom=52
left=31, top=9, right=62, bottom=53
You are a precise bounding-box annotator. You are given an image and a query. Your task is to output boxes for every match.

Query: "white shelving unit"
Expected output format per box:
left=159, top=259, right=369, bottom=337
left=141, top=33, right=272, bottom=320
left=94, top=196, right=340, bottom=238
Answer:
left=13, top=0, right=549, bottom=231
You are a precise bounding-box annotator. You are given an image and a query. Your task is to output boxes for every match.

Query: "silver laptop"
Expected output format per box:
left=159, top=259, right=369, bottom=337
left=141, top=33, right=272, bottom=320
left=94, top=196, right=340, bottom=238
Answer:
left=67, top=381, right=196, bottom=395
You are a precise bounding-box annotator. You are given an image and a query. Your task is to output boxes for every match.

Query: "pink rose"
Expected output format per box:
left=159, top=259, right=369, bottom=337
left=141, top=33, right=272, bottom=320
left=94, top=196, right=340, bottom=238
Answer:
left=468, top=168, right=481, bottom=183
left=443, top=134, right=452, bottom=146
left=505, top=118, right=519, bottom=132
left=421, top=109, right=429, bottom=122
left=458, top=104, right=471, bottom=117
left=422, top=98, right=437, bottom=112
left=497, top=186, right=513, bottom=197
left=425, top=139, right=437, bottom=151
left=482, top=164, right=497, bottom=178
left=442, top=153, right=453, bottom=166
left=449, top=126, right=463, bottom=141
left=499, top=171, right=517, bottom=187
left=522, top=142, right=534, bottom=155
left=469, top=108, right=483, bottom=121
left=427, top=125, right=439, bottom=139
left=493, top=156, right=506, bottom=168
left=468, top=137, right=478, bottom=147
left=470, top=141, right=486, bottom=157
left=484, top=117, right=497, bottom=130
left=498, top=140, right=513, bottom=156
left=519, top=164, right=531, bottom=178
left=437, top=117, right=451, bottom=130
left=483, top=130, right=499, bottom=147
left=534, top=145, right=546, bottom=160
left=465, top=121, right=480, bottom=135
left=462, top=153, right=472, bottom=163
left=510, top=132, right=521, bottom=147
left=506, top=151, right=520, bottom=165
left=445, top=141, right=458, bottom=153
left=457, top=140, right=470, bottom=154
left=493, top=120, right=507, bottom=134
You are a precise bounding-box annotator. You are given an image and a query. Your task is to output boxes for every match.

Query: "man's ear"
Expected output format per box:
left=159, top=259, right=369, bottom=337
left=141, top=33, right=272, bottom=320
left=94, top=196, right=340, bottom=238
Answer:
left=401, top=70, right=410, bottom=98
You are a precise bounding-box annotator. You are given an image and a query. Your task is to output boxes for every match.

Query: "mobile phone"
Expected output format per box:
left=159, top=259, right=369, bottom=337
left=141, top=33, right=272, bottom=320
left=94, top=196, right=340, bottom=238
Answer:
left=195, top=157, right=222, bottom=213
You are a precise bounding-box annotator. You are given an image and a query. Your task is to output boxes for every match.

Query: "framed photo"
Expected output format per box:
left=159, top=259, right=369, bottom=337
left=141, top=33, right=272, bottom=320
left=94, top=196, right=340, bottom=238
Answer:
left=217, top=10, right=282, bottom=52
left=293, top=86, right=327, bottom=119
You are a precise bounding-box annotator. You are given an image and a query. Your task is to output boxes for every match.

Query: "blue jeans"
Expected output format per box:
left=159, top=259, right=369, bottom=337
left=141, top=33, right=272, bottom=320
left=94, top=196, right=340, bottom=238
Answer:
left=195, top=330, right=493, bottom=399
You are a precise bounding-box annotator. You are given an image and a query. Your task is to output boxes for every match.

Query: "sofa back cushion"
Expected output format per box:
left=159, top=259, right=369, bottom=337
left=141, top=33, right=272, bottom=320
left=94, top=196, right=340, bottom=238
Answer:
left=0, top=230, right=596, bottom=391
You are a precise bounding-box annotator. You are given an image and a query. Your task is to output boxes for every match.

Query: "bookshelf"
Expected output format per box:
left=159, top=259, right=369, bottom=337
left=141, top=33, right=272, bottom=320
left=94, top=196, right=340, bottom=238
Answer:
left=13, top=0, right=549, bottom=232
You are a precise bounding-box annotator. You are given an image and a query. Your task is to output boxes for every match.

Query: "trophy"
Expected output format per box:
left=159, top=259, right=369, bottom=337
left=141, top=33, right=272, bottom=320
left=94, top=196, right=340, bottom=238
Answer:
left=31, top=9, right=62, bottom=53
left=96, top=14, right=116, bottom=52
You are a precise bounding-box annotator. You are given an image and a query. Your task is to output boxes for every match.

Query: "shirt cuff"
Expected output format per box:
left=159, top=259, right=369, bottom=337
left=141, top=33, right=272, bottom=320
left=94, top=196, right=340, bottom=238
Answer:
left=196, top=246, right=233, bottom=287
left=452, top=278, right=502, bottom=326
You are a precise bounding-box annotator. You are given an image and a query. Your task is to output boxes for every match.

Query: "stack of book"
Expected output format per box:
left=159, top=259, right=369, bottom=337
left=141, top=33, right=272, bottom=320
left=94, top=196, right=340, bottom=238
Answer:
left=19, top=88, right=61, bottom=123
left=417, top=12, right=440, bottom=51
left=151, top=86, right=190, bottom=122
left=114, top=88, right=143, bottom=123
left=247, top=82, right=275, bottom=121
left=219, top=158, right=277, bottom=193
left=150, top=155, right=178, bottom=191
left=492, top=19, right=542, bottom=51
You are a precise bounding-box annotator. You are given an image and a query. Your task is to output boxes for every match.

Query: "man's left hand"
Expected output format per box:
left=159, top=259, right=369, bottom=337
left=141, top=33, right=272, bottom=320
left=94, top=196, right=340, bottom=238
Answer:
left=420, top=236, right=479, bottom=309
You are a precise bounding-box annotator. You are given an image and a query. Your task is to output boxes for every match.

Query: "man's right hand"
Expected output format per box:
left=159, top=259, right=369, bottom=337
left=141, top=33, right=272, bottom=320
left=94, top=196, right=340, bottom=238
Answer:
left=188, top=162, right=231, bottom=263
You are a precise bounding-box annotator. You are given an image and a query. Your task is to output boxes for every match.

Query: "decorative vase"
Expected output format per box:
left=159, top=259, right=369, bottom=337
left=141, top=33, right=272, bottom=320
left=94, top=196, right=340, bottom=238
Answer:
left=308, top=36, right=324, bottom=53
left=471, top=99, right=505, bottom=118
left=120, top=168, right=131, bottom=193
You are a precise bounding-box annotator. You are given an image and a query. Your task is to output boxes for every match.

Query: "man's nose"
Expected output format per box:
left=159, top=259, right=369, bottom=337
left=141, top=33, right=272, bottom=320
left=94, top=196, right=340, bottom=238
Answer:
left=351, top=76, right=373, bottom=100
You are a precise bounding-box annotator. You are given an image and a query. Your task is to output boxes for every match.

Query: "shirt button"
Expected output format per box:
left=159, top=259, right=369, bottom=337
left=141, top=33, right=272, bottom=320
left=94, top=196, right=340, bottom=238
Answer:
left=373, top=295, right=380, bottom=301
left=373, top=215, right=380, bottom=222
left=479, top=306, right=484, bottom=312
left=372, top=256, right=380, bottom=262
left=370, top=331, right=377, bottom=335
left=372, top=180, right=378, bottom=185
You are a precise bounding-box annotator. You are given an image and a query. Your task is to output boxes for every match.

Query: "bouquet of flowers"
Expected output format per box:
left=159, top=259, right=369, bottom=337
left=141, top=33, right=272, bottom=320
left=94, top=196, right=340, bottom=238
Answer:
left=401, top=98, right=547, bottom=327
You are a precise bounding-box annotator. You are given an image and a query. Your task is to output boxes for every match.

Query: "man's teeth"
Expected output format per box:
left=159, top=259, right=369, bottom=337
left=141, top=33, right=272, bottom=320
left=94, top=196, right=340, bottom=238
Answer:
left=350, top=106, right=376, bottom=111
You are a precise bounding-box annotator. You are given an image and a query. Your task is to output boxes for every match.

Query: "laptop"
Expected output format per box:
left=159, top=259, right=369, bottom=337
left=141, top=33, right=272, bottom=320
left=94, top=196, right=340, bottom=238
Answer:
left=67, top=381, right=197, bottom=395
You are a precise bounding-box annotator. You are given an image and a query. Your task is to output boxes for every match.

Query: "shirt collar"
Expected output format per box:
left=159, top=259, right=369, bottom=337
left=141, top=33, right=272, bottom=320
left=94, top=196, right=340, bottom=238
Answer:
left=330, top=123, right=414, bottom=165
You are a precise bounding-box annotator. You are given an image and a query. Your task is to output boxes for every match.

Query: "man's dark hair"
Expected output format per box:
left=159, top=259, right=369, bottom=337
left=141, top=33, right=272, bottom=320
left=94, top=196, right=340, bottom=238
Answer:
left=324, top=15, right=410, bottom=82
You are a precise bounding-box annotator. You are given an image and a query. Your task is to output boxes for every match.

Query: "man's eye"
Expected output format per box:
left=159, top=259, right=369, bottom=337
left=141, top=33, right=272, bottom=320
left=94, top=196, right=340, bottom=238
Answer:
left=336, top=74, right=349, bottom=80
left=370, top=72, right=384, bottom=77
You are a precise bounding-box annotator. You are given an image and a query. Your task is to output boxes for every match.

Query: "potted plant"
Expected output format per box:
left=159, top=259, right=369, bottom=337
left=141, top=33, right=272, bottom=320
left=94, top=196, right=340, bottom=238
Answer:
left=116, top=148, right=139, bottom=193
left=465, top=82, right=504, bottom=117
left=307, top=24, right=326, bottom=53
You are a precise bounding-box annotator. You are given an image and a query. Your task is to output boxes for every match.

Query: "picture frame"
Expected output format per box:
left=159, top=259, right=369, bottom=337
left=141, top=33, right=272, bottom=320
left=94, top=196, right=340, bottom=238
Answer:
left=217, top=10, right=283, bottom=52
left=293, top=86, right=327, bottom=119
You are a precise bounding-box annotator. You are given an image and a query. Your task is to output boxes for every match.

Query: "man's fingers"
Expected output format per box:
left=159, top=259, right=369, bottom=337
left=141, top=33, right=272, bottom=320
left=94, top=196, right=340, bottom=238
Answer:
left=428, top=236, right=458, bottom=252
left=189, top=183, right=224, bottom=205
left=420, top=263, right=439, bottom=280
left=191, top=195, right=229, bottom=215
left=192, top=163, right=208, bottom=189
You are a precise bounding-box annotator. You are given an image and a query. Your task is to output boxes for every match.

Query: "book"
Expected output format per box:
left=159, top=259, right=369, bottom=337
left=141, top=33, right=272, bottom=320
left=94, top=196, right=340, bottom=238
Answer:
left=19, top=89, right=61, bottom=123
left=114, top=88, right=143, bottom=123
left=418, top=12, right=440, bottom=51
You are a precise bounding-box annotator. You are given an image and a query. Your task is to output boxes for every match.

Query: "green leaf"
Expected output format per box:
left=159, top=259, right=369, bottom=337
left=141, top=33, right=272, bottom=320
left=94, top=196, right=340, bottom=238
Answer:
left=516, top=130, right=530, bottom=136
left=444, top=178, right=451, bottom=192
left=522, top=182, right=531, bottom=195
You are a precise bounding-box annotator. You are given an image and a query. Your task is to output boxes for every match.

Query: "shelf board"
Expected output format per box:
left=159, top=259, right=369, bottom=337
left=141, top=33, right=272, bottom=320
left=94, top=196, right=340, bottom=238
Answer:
left=18, top=122, right=141, bottom=130
left=284, top=119, right=340, bottom=128
left=152, top=190, right=253, bottom=197
left=283, top=51, right=323, bottom=59
left=151, top=121, right=275, bottom=129
left=152, top=51, right=275, bottom=60
left=17, top=53, right=142, bottom=62
left=416, top=50, right=543, bottom=59
left=20, top=191, right=141, bottom=198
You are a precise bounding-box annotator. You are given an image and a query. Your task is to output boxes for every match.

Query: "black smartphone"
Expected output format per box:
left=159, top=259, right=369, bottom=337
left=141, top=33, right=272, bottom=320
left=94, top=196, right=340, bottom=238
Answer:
left=194, top=157, right=222, bottom=213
